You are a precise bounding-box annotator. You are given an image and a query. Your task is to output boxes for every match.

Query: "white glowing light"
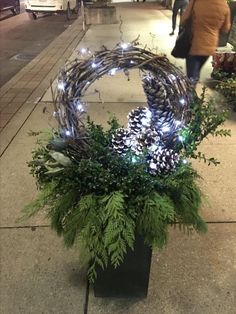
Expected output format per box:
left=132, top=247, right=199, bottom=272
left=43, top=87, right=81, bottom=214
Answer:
left=77, top=103, right=83, bottom=111
left=162, top=126, right=170, bottom=133
left=80, top=48, right=87, bottom=54
left=141, top=117, right=151, bottom=127
left=130, top=60, right=135, bottom=64
left=143, top=75, right=151, bottom=82
left=53, top=111, right=57, bottom=117
left=178, top=135, right=184, bottom=142
left=175, top=120, right=182, bottom=127
left=179, top=98, right=186, bottom=105
left=92, top=62, right=97, bottom=68
left=132, top=156, right=138, bottom=163
left=121, top=42, right=129, bottom=49
left=58, top=81, right=65, bottom=91
left=149, top=162, right=157, bottom=170
left=65, top=130, right=71, bottom=136
left=150, top=144, right=158, bottom=152
left=168, top=74, right=176, bottom=81
left=109, top=68, right=118, bottom=76
left=182, top=159, right=188, bottom=164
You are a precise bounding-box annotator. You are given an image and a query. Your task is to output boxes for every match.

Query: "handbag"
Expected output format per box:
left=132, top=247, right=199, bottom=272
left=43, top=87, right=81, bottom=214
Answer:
left=171, top=0, right=196, bottom=59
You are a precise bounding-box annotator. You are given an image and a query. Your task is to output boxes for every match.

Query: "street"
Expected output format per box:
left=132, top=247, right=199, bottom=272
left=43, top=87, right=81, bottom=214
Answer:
left=0, top=1, right=78, bottom=87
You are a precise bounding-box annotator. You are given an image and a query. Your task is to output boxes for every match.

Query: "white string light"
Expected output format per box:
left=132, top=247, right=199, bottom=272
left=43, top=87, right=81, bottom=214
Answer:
left=175, top=120, right=182, bottom=127
left=120, top=42, right=130, bottom=50
left=179, top=98, right=186, bottom=105
left=80, top=48, right=87, bottom=54
left=65, top=130, right=71, bottom=136
left=178, top=135, right=184, bottom=142
left=109, top=68, right=118, bottom=76
left=57, top=81, right=65, bottom=91
left=162, top=125, right=170, bottom=133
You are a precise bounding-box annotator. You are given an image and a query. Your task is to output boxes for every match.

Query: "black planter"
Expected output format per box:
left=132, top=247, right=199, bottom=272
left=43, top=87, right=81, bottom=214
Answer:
left=93, top=234, right=152, bottom=298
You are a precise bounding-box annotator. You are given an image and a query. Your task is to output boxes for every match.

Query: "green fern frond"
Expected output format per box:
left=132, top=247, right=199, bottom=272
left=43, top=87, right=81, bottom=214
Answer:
left=19, top=182, right=56, bottom=222
left=172, top=183, right=207, bottom=233
left=99, top=192, right=135, bottom=268
left=48, top=190, right=78, bottom=235
left=138, top=192, right=175, bottom=248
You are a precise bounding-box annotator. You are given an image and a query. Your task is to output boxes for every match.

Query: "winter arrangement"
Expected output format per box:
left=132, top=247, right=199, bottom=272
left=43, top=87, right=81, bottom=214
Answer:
left=211, top=51, right=236, bottom=111
left=22, top=41, right=230, bottom=282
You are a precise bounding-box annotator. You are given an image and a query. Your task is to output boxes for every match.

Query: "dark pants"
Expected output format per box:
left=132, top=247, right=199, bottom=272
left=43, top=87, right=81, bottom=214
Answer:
left=186, top=55, right=209, bottom=85
left=172, top=1, right=188, bottom=31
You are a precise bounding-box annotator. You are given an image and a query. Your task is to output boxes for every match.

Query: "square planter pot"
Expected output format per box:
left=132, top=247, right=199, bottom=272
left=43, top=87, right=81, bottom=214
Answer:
left=84, top=4, right=118, bottom=25
left=93, top=233, right=152, bottom=298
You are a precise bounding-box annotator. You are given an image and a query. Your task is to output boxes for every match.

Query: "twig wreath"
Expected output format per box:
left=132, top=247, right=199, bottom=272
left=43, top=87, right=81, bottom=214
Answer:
left=52, top=40, right=194, bottom=174
left=23, top=40, right=230, bottom=281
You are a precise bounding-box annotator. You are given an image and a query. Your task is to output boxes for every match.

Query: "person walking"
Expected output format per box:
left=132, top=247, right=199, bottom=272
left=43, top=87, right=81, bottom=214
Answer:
left=180, top=0, right=231, bottom=86
left=169, top=0, right=189, bottom=36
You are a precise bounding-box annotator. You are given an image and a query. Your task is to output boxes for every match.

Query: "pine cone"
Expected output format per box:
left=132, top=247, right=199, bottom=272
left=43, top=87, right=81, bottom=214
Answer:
left=147, top=148, right=179, bottom=175
left=128, top=107, right=152, bottom=134
left=142, top=128, right=161, bottom=151
left=111, top=128, right=131, bottom=155
left=130, top=134, right=144, bottom=154
left=143, top=78, right=167, bottom=110
left=142, top=76, right=177, bottom=136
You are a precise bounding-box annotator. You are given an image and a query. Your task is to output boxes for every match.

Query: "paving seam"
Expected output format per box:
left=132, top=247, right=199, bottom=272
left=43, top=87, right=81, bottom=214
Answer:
left=83, top=280, right=90, bottom=314
left=1, top=221, right=235, bottom=230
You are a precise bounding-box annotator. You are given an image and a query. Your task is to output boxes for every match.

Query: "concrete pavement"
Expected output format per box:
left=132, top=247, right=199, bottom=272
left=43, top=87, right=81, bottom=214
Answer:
left=0, top=2, right=236, bottom=313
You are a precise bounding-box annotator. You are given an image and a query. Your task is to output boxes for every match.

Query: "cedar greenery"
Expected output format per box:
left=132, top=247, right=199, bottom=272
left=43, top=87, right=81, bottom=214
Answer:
left=22, top=92, right=230, bottom=282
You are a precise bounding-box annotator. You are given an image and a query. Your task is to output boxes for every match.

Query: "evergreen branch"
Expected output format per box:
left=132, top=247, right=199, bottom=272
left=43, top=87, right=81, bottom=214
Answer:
left=19, top=182, right=57, bottom=222
left=137, top=192, right=175, bottom=248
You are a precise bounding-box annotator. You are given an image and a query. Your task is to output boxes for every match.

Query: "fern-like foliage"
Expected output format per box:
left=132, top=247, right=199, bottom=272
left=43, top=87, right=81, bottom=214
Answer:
left=20, top=182, right=57, bottom=221
left=137, top=192, right=175, bottom=248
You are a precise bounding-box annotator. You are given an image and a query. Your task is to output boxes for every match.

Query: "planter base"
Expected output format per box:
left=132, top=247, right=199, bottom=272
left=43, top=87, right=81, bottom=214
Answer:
left=84, top=5, right=118, bottom=25
left=94, top=234, right=152, bottom=298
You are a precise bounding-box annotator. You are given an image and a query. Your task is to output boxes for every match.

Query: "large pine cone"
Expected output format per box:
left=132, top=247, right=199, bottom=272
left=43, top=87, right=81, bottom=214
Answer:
left=141, top=128, right=161, bottom=150
left=111, top=128, right=131, bottom=155
left=128, top=107, right=152, bottom=134
left=147, top=148, right=179, bottom=175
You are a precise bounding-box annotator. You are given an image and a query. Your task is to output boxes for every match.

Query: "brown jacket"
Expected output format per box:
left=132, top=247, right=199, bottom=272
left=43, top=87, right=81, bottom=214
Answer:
left=181, top=0, right=231, bottom=56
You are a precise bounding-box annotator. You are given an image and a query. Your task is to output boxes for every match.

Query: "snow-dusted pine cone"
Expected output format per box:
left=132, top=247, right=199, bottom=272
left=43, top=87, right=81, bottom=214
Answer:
left=142, top=75, right=175, bottom=112
left=130, top=134, right=144, bottom=154
left=147, top=148, right=180, bottom=175
left=128, top=107, right=152, bottom=134
left=142, top=128, right=161, bottom=150
left=142, top=76, right=176, bottom=131
left=142, top=78, right=167, bottom=109
left=111, top=128, right=131, bottom=155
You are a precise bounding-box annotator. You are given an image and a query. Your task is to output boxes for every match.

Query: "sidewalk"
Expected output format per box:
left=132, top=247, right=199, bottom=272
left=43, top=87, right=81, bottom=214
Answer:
left=0, top=2, right=236, bottom=314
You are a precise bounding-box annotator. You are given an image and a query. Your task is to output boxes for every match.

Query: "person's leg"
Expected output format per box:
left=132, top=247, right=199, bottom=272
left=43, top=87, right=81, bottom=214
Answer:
left=177, top=3, right=188, bottom=34
left=186, top=55, right=209, bottom=86
left=170, top=2, right=179, bottom=35
left=179, top=3, right=188, bottom=16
